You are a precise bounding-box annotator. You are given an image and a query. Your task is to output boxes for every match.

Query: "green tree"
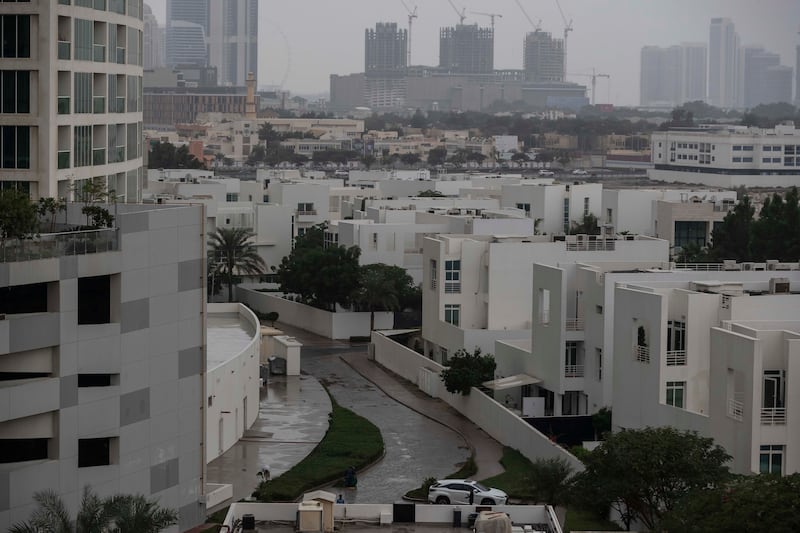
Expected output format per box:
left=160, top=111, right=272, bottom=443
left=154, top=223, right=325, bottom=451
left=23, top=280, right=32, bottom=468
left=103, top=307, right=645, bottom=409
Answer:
left=208, top=227, right=267, bottom=302
left=569, top=213, right=600, bottom=235
left=708, top=195, right=755, bottom=261
left=105, top=494, right=179, bottom=533
left=356, top=263, right=416, bottom=331
left=511, top=151, right=530, bottom=162
left=416, top=189, right=444, bottom=197
left=752, top=187, right=800, bottom=261
left=37, top=197, right=66, bottom=233
left=427, top=146, right=448, bottom=166
left=399, top=153, right=421, bottom=166
left=73, top=180, right=114, bottom=228
left=440, top=348, right=496, bottom=396
left=527, top=458, right=574, bottom=506
left=662, top=473, right=800, bottom=533
left=360, top=154, right=376, bottom=169
left=571, top=427, right=731, bottom=531
left=148, top=141, right=204, bottom=169
left=410, top=108, right=427, bottom=129
left=0, top=189, right=38, bottom=248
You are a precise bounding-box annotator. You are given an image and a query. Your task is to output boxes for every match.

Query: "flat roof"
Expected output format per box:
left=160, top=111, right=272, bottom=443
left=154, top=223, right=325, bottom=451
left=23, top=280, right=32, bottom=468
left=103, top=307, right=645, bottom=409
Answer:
left=207, top=312, right=256, bottom=371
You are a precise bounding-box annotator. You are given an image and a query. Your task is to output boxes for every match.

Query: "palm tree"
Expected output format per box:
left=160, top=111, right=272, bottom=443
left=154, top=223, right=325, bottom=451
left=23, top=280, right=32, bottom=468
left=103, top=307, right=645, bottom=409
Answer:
left=105, top=494, right=178, bottom=533
left=208, top=227, right=267, bottom=302
left=358, top=265, right=402, bottom=332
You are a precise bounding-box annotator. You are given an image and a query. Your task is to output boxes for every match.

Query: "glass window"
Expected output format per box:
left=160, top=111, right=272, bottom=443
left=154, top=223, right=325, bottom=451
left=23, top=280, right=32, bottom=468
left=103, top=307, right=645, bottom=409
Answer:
left=444, top=260, right=460, bottom=293
left=0, top=126, right=29, bottom=169
left=74, top=72, right=92, bottom=113
left=759, top=445, right=783, bottom=475
left=674, top=220, right=708, bottom=249
left=666, top=381, right=685, bottom=408
left=73, top=125, right=92, bottom=167
left=444, top=304, right=460, bottom=327
left=667, top=320, right=686, bottom=352
left=74, top=19, right=93, bottom=61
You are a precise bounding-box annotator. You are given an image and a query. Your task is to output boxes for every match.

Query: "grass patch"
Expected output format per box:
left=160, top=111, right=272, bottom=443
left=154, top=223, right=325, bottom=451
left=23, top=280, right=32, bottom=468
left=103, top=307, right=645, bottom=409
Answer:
left=404, top=455, right=477, bottom=500
left=254, top=399, right=383, bottom=502
left=480, top=448, right=537, bottom=500
left=563, top=508, right=621, bottom=532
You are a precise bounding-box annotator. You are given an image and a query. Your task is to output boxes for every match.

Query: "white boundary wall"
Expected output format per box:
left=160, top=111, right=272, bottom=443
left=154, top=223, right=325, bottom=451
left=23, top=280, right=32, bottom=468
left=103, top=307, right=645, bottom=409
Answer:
left=372, top=332, right=584, bottom=472
left=238, top=289, right=393, bottom=339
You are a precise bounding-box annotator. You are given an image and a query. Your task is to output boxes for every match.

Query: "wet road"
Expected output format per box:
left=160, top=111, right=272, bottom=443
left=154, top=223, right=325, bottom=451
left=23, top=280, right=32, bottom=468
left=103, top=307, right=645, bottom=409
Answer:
left=302, top=345, right=470, bottom=504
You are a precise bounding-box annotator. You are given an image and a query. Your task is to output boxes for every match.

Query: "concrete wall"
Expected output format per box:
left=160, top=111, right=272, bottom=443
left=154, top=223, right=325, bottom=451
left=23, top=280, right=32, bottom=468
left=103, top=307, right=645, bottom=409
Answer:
left=372, top=332, right=584, bottom=472
left=237, top=289, right=392, bottom=339
left=206, top=303, right=260, bottom=463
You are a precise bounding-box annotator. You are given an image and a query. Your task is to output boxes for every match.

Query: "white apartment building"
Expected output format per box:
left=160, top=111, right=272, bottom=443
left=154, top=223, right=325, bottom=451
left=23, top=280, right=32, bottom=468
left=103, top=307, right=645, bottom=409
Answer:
left=0, top=203, right=207, bottom=531
left=499, top=183, right=602, bottom=235
left=422, top=234, right=668, bottom=363
left=0, top=1, right=145, bottom=201
left=650, top=123, right=800, bottom=187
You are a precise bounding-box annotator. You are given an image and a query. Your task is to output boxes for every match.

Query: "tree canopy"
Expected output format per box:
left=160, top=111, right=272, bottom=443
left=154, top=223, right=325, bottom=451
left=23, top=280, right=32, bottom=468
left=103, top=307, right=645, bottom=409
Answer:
left=355, top=263, right=415, bottom=330
left=147, top=141, right=204, bottom=169
left=208, top=227, right=267, bottom=302
left=0, top=188, right=38, bottom=243
left=571, top=427, right=731, bottom=531
left=439, top=348, right=496, bottom=396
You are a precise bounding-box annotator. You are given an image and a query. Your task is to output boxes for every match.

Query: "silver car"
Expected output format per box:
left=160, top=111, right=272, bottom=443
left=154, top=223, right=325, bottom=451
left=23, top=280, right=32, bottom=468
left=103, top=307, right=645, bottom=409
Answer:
left=427, top=479, right=508, bottom=505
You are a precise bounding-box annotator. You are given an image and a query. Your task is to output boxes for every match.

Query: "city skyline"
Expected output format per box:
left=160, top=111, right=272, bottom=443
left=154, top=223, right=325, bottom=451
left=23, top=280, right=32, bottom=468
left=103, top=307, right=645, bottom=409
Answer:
left=150, top=1, right=798, bottom=105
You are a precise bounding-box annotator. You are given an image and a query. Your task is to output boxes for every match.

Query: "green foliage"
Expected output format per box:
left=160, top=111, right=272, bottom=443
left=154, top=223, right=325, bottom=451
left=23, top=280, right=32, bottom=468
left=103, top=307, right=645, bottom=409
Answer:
left=356, top=263, right=415, bottom=330
left=662, top=473, right=800, bottom=533
left=148, top=141, right=204, bottom=169
left=37, top=197, right=66, bottom=233
left=416, top=189, right=444, bottom=197
left=264, top=311, right=279, bottom=326
left=10, top=487, right=177, bottom=533
left=410, top=108, right=427, bottom=129
left=426, top=146, right=448, bottom=166
left=74, top=179, right=114, bottom=229
left=569, top=213, right=600, bottom=235
left=311, top=149, right=358, bottom=164
left=482, top=449, right=573, bottom=505
left=0, top=188, right=38, bottom=243
left=675, top=241, right=711, bottom=263
left=511, top=151, right=530, bottom=162
left=278, top=227, right=361, bottom=310
left=399, top=153, right=421, bottom=166
left=255, top=400, right=383, bottom=502
left=590, top=407, right=611, bottom=438
left=440, top=348, right=496, bottom=396
left=708, top=195, right=755, bottom=261
left=571, top=427, right=731, bottom=531
left=208, top=227, right=267, bottom=302
left=404, top=457, right=477, bottom=500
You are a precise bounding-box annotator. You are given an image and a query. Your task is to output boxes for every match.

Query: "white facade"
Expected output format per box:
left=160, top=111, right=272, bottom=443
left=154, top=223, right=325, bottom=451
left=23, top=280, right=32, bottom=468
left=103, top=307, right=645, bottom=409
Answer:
left=650, top=124, right=800, bottom=187
left=499, top=183, right=602, bottom=235
left=0, top=204, right=206, bottom=531
left=0, top=1, right=145, bottom=201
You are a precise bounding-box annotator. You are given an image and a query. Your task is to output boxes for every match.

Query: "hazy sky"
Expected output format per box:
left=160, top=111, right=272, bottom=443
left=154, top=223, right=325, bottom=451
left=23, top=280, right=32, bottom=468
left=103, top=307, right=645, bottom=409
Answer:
left=147, top=0, right=800, bottom=106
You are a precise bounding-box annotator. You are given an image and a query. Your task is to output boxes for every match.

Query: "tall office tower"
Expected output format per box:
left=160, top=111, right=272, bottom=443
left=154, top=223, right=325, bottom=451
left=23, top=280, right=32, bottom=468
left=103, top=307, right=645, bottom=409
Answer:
left=741, top=46, right=782, bottom=108
left=439, top=24, right=494, bottom=74
left=639, top=46, right=682, bottom=106
left=523, top=31, right=565, bottom=82
left=143, top=3, right=165, bottom=70
left=681, top=43, right=707, bottom=103
left=364, top=22, right=408, bottom=109
left=208, top=0, right=258, bottom=87
left=762, top=65, right=794, bottom=106
left=708, top=17, right=741, bottom=108
left=166, top=0, right=209, bottom=67
left=365, top=22, right=407, bottom=75
left=795, top=45, right=800, bottom=106
left=0, top=1, right=145, bottom=202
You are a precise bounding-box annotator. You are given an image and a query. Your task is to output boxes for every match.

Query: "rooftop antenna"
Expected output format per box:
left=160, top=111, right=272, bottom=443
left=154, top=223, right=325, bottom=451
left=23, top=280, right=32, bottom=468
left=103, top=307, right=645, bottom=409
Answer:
left=399, top=0, right=418, bottom=66
left=447, top=0, right=467, bottom=25
left=471, top=11, right=503, bottom=32
left=554, top=0, right=573, bottom=80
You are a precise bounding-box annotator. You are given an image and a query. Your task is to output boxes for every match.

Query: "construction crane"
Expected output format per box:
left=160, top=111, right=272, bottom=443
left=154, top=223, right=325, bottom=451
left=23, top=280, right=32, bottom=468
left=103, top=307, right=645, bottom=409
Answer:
left=513, top=0, right=542, bottom=32
left=447, top=0, right=467, bottom=25
left=567, top=68, right=610, bottom=105
left=471, top=11, right=503, bottom=31
left=399, top=0, right=418, bottom=66
left=554, top=0, right=573, bottom=80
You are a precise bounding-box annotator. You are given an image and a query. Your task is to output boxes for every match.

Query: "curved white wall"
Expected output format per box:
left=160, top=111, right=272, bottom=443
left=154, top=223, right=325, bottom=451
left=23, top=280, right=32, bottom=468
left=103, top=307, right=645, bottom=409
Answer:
left=206, top=303, right=261, bottom=462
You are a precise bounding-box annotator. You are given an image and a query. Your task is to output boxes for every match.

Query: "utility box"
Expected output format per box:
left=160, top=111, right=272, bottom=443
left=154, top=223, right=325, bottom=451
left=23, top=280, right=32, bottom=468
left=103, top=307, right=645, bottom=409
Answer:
left=297, top=502, right=323, bottom=532
left=301, top=490, right=335, bottom=532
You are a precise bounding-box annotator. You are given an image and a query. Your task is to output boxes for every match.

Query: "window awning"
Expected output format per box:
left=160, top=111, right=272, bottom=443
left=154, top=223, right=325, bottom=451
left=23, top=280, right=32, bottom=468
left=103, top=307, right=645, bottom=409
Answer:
left=482, top=373, right=541, bottom=391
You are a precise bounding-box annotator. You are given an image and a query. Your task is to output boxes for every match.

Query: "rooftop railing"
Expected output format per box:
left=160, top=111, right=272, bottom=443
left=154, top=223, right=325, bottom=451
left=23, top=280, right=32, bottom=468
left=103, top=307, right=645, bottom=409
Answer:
left=0, top=228, right=118, bottom=263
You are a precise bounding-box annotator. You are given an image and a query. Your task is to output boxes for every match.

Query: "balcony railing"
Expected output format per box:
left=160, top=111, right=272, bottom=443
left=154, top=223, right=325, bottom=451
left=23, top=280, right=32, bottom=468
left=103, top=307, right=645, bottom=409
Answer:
left=666, top=350, right=687, bottom=366
left=93, top=96, right=105, bottom=114
left=57, top=96, right=70, bottom=114
left=728, top=398, right=744, bottom=421
left=564, top=364, right=584, bottom=378
left=296, top=209, right=317, bottom=216
left=0, top=229, right=119, bottom=263
left=635, top=345, right=650, bottom=363
left=57, top=150, right=70, bottom=169
left=92, top=148, right=106, bottom=166
left=93, top=44, right=105, bottom=62
left=761, top=407, right=786, bottom=425
left=57, top=41, right=71, bottom=60
left=565, top=318, right=584, bottom=331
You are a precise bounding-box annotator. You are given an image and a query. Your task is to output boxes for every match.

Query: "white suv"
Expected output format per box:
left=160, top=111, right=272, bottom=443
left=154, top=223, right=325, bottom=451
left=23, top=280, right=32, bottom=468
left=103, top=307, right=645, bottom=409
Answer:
left=538, top=169, right=555, bottom=176
left=427, top=479, right=508, bottom=505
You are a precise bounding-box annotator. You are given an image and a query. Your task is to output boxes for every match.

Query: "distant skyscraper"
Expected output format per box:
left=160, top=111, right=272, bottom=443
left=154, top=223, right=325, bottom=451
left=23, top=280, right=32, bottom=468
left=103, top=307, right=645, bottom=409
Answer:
left=439, top=24, right=494, bottom=74
left=208, top=0, right=258, bottom=86
left=708, top=17, right=741, bottom=108
left=795, top=44, right=800, bottom=106
left=639, top=45, right=681, bottom=107
left=364, top=22, right=408, bottom=109
left=680, top=43, right=707, bottom=103
left=523, top=31, right=565, bottom=82
left=143, top=3, right=165, bottom=70
left=166, top=0, right=209, bottom=67
left=742, top=46, right=780, bottom=108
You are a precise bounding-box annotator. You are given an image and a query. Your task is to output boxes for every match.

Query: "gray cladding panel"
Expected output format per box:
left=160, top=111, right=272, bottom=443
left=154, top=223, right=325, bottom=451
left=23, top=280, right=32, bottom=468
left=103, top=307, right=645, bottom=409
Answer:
left=178, top=259, right=203, bottom=292
left=120, top=387, right=150, bottom=427
left=60, top=374, right=78, bottom=408
left=178, top=346, right=202, bottom=378
left=120, top=298, right=149, bottom=334
left=179, top=501, right=205, bottom=531
left=59, top=256, right=78, bottom=280
left=119, top=211, right=149, bottom=234
left=150, top=457, right=179, bottom=494
left=0, top=471, right=8, bottom=512
left=9, top=313, right=60, bottom=353
left=0, top=262, right=8, bottom=288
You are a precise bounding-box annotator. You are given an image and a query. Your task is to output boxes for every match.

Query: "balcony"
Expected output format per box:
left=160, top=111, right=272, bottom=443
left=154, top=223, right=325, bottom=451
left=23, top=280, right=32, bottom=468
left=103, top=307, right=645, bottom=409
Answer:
left=93, top=44, right=105, bottom=62
left=0, top=228, right=119, bottom=263
left=635, top=345, right=650, bottom=363
left=564, top=364, right=584, bottom=378
left=57, top=96, right=70, bottom=114
left=728, top=395, right=744, bottom=421
left=57, top=150, right=70, bottom=169
left=296, top=209, right=317, bottom=216
left=92, top=148, right=106, bottom=166
left=93, top=96, right=105, bottom=114
left=565, top=318, right=584, bottom=331
left=666, top=350, right=687, bottom=366
left=57, top=41, right=70, bottom=60
left=761, top=407, right=786, bottom=425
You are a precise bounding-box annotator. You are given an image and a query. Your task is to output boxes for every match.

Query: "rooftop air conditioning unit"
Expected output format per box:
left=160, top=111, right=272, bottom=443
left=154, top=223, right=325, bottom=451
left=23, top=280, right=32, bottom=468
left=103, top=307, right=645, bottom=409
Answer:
left=770, top=278, right=791, bottom=294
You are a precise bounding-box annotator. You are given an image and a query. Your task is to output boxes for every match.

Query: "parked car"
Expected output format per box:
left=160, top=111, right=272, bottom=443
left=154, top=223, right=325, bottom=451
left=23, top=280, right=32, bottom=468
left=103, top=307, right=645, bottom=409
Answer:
left=428, top=479, right=508, bottom=505
left=572, top=169, right=588, bottom=175
left=538, top=169, right=555, bottom=176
